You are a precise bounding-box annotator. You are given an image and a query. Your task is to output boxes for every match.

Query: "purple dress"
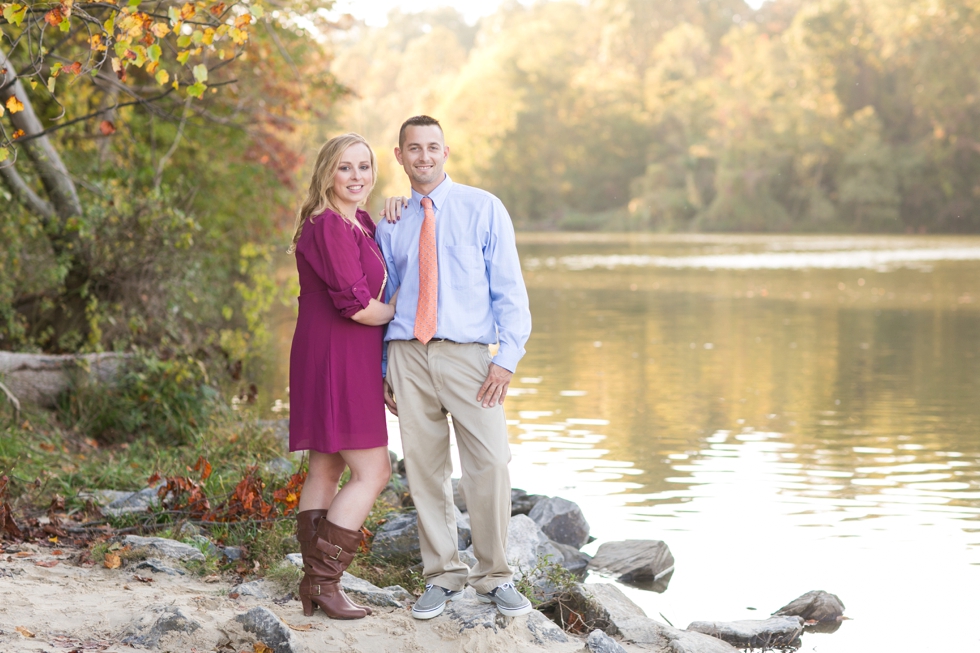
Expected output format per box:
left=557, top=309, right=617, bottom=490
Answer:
left=288, top=208, right=388, bottom=454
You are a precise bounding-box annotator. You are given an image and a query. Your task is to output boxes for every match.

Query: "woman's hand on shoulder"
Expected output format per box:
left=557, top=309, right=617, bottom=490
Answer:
left=379, top=196, right=409, bottom=224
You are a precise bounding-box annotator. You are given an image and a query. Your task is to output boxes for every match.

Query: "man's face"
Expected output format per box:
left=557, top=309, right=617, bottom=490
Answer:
left=395, top=125, right=449, bottom=190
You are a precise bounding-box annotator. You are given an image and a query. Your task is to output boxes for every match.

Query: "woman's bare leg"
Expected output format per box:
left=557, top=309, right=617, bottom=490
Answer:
left=297, top=451, right=348, bottom=512
left=327, top=446, right=391, bottom=530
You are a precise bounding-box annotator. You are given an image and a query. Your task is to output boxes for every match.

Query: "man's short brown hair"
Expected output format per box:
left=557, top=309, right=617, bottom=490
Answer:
left=399, top=115, right=443, bottom=148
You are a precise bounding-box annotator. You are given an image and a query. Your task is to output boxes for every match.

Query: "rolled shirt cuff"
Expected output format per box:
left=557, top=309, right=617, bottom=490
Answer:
left=491, top=346, right=523, bottom=374
left=329, top=274, right=372, bottom=319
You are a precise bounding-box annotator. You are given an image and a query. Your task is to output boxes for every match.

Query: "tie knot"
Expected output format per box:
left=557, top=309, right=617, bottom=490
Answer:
left=421, top=197, right=433, bottom=210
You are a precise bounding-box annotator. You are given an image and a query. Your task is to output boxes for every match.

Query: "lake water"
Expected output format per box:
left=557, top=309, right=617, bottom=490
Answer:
left=263, top=234, right=980, bottom=651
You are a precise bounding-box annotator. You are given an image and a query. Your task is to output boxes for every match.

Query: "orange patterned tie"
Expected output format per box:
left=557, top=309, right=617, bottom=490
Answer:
left=414, top=197, right=438, bottom=344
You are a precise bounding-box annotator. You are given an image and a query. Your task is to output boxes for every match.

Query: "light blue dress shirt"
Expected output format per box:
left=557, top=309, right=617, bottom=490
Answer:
left=375, top=174, right=531, bottom=374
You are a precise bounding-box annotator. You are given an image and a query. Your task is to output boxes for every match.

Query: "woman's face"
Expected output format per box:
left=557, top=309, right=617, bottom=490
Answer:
left=332, top=142, right=373, bottom=208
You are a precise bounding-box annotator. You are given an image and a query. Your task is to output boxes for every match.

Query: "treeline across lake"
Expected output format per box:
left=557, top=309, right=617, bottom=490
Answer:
left=334, top=0, right=980, bottom=233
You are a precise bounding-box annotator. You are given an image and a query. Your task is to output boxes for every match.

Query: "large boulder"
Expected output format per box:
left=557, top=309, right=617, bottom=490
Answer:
left=503, top=514, right=562, bottom=580
left=587, top=539, right=674, bottom=588
left=773, top=590, right=846, bottom=623
left=528, top=496, right=591, bottom=548
left=0, top=351, right=127, bottom=407
left=372, top=507, right=470, bottom=558
left=687, top=616, right=804, bottom=649
left=585, top=629, right=628, bottom=653
left=550, top=540, right=592, bottom=576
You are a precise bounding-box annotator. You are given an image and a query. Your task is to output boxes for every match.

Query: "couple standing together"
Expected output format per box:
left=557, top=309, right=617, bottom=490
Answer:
left=286, top=116, right=532, bottom=622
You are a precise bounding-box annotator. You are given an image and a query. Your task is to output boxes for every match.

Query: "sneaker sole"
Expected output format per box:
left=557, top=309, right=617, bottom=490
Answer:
left=412, top=594, right=460, bottom=620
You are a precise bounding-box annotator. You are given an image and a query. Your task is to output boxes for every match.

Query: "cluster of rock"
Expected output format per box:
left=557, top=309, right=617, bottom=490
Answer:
left=81, top=444, right=847, bottom=652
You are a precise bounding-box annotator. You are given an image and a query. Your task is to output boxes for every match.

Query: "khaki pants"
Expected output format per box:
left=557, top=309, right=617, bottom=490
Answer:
left=386, top=340, right=513, bottom=593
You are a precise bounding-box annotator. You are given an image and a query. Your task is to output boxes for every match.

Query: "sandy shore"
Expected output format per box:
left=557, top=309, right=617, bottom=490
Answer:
left=0, top=544, right=651, bottom=653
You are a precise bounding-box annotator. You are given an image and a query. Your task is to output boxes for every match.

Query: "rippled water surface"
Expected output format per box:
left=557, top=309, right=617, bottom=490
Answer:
left=264, top=234, right=980, bottom=651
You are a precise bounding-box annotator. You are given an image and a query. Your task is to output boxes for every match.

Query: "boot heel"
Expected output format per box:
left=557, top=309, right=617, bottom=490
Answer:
left=301, top=596, right=315, bottom=617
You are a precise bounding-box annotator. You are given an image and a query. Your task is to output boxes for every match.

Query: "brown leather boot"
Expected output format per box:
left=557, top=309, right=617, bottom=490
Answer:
left=299, top=518, right=368, bottom=619
left=296, top=510, right=372, bottom=616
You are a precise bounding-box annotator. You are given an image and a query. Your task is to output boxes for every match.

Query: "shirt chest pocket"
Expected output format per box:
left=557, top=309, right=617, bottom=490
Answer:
left=445, top=245, right=485, bottom=289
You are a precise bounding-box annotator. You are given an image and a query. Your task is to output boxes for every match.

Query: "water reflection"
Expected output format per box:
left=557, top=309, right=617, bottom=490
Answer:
left=259, top=235, right=980, bottom=652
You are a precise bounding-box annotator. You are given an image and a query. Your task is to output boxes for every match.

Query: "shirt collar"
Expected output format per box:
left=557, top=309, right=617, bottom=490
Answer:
left=410, top=174, right=453, bottom=212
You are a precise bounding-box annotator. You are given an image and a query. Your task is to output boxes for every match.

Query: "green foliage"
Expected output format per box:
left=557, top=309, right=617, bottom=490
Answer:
left=335, top=0, right=980, bottom=233
left=57, top=352, right=219, bottom=446
left=514, top=554, right=579, bottom=607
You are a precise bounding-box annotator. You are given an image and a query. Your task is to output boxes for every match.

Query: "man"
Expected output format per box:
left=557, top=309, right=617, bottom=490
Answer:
left=375, top=115, right=533, bottom=620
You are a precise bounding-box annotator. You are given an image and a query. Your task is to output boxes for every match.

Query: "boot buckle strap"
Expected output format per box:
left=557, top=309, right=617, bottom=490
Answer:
left=327, top=544, right=344, bottom=560
left=310, top=584, right=321, bottom=596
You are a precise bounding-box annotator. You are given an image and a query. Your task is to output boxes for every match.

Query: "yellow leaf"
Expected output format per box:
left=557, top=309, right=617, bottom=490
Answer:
left=15, top=626, right=35, bottom=638
left=5, top=96, right=25, bottom=114
left=104, top=553, right=122, bottom=569
left=254, top=643, right=271, bottom=653
left=155, top=69, right=170, bottom=85
left=0, top=147, right=8, bottom=163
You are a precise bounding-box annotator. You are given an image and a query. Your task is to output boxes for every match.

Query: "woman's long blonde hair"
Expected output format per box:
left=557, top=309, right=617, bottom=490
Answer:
left=288, top=133, right=378, bottom=254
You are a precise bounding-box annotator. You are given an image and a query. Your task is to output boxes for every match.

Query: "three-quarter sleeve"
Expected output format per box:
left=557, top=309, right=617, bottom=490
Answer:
left=312, top=212, right=372, bottom=319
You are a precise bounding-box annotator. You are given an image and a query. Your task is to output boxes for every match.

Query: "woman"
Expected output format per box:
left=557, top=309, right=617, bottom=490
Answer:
left=287, top=133, right=394, bottom=620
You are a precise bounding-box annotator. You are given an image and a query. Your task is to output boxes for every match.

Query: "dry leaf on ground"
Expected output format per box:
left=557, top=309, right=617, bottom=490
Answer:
left=103, top=553, right=122, bottom=569
left=286, top=622, right=312, bottom=632
left=35, top=559, right=59, bottom=568
left=15, top=626, right=35, bottom=638
left=254, top=643, right=272, bottom=653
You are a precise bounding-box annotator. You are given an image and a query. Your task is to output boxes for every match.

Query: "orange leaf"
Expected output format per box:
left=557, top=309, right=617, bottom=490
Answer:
left=35, top=559, right=59, bottom=568
left=254, top=642, right=271, bottom=652
left=12, top=129, right=25, bottom=140
left=15, top=626, right=34, bottom=638
left=67, top=62, right=82, bottom=75
left=209, top=2, right=225, bottom=16
left=179, top=2, right=196, bottom=19
left=99, top=120, right=116, bottom=136
left=147, top=473, right=161, bottom=486
left=44, top=8, right=63, bottom=25
left=193, top=456, right=213, bottom=481
left=39, top=443, right=55, bottom=452
left=104, top=553, right=122, bottom=569
left=15, top=551, right=32, bottom=558
left=5, top=96, right=25, bottom=114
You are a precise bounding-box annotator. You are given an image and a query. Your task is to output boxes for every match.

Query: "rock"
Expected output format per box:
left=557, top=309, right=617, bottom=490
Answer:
left=585, top=629, right=628, bottom=653
left=443, top=587, right=509, bottom=633
left=0, top=351, right=127, bottom=407
left=388, top=449, right=399, bottom=470
left=233, top=579, right=274, bottom=599
left=340, top=572, right=403, bottom=607
left=372, top=511, right=420, bottom=558
left=687, top=616, right=804, bottom=649
left=234, top=607, right=303, bottom=653
left=773, top=589, right=846, bottom=623
left=285, top=552, right=303, bottom=568
left=455, top=505, right=471, bottom=549
left=136, top=558, right=185, bottom=576
left=562, top=585, right=738, bottom=651
left=102, top=485, right=162, bottom=517
left=372, top=508, right=469, bottom=558
left=528, top=496, right=591, bottom=548
left=587, top=540, right=674, bottom=588
left=525, top=609, right=568, bottom=644
left=78, top=489, right=132, bottom=506
left=452, top=478, right=467, bottom=512
left=504, top=514, right=562, bottom=580
left=511, top=488, right=547, bottom=516
left=264, top=457, right=294, bottom=477
left=122, top=605, right=201, bottom=647
left=550, top=540, right=592, bottom=576
left=120, top=535, right=205, bottom=561
left=221, top=546, right=244, bottom=561
left=458, top=548, right=478, bottom=569
left=383, top=585, right=415, bottom=604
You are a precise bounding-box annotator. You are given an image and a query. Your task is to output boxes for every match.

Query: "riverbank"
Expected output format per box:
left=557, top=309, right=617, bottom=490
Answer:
left=0, top=541, right=641, bottom=653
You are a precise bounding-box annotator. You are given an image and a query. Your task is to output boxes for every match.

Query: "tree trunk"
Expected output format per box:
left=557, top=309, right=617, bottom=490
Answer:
left=1, top=45, right=83, bottom=233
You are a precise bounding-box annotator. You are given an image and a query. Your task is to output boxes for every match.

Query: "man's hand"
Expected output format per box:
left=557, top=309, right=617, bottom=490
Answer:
left=379, top=196, right=409, bottom=224
left=477, top=363, right=512, bottom=408
left=383, top=380, right=398, bottom=416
